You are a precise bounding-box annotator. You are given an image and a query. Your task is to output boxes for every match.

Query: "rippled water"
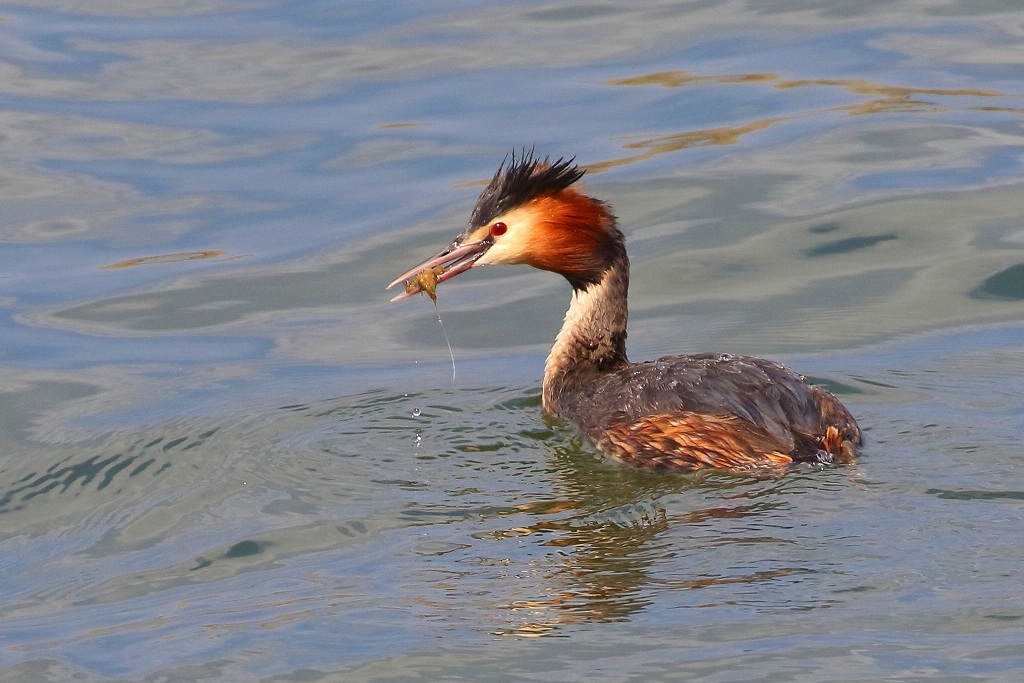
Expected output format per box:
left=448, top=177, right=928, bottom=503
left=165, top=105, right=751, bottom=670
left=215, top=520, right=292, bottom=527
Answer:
left=2, top=1, right=1024, bottom=681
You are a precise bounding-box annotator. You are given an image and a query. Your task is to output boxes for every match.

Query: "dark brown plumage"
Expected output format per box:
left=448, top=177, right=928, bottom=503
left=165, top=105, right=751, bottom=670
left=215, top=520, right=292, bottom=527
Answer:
left=470, top=151, right=585, bottom=229
left=389, top=150, right=862, bottom=471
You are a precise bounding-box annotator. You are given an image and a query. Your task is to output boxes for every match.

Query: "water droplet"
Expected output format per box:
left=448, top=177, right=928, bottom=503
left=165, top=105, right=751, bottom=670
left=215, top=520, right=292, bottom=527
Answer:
left=412, top=407, right=421, bottom=417
left=413, top=431, right=422, bottom=448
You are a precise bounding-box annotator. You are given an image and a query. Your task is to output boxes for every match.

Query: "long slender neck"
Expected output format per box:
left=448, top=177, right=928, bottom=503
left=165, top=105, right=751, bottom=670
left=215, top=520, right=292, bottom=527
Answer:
left=542, top=254, right=630, bottom=415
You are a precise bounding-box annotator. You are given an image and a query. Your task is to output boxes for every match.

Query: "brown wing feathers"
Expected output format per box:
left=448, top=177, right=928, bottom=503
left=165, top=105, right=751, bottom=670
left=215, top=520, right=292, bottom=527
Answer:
left=597, top=412, right=795, bottom=471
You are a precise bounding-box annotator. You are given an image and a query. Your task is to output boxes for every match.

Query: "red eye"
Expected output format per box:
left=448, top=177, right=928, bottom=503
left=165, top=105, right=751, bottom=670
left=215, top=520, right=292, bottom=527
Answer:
left=490, top=221, right=507, bottom=236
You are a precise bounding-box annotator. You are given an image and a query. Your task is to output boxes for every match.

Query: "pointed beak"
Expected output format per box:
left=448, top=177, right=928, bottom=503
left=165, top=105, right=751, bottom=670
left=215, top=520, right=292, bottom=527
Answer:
left=386, top=236, right=491, bottom=301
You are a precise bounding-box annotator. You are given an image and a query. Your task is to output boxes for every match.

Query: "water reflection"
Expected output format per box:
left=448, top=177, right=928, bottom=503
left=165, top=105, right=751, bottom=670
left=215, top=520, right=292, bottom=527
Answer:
left=100, top=250, right=228, bottom=270
left=596, top=70, right=1009, bottom=170
left=971, top=263, right=1024, bottom=300
left=459, top=428, right=842, bottom=636
left=0, top=438, right=178, bottom=514
left=608, top=70, right=1004, bottom=101
left=588, top=116, right=792, bottom=172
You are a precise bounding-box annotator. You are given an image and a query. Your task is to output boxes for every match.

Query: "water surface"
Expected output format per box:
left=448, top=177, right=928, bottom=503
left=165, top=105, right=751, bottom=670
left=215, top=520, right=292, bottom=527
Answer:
left=1, top=1, right=1024, bottom=680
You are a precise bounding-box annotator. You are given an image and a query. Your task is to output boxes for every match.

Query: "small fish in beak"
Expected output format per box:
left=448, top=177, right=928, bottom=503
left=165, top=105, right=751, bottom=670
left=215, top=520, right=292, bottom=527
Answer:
left=387, top=237, right=492, bottom=302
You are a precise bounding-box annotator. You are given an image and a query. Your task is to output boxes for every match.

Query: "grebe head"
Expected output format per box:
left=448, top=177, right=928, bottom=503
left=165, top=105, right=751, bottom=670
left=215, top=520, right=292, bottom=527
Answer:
left=388, top=149, right=624, bottom=300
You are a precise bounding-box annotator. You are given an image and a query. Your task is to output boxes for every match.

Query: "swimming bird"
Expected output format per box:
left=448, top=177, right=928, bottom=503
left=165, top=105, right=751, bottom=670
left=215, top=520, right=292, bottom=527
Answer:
left=388, top=151, right=861, bottom=471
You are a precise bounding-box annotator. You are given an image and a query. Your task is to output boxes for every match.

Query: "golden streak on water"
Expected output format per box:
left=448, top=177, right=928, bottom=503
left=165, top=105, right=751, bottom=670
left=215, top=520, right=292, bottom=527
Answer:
left=448, top=71, right=1016, bottom=210
left=607, top=70, right=1004, bottom=99
left=973, top=105, right=1024, bottom=115
left=608, top=70, right=779, bottom=88
left=100, top=250, right=228, bottom=270
left=586, top=116, right=791, bottom=173
left=583, top=70, right=1011, bottom=172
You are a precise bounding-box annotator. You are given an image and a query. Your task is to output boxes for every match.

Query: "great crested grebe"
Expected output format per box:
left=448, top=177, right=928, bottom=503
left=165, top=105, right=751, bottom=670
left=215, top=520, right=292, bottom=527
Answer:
left=388, top=151, right=861, bottom=471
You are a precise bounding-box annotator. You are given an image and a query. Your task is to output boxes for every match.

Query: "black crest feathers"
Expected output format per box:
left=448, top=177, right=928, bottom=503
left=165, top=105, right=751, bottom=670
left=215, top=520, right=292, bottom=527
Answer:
left=469, top=148, right=585, bottom=229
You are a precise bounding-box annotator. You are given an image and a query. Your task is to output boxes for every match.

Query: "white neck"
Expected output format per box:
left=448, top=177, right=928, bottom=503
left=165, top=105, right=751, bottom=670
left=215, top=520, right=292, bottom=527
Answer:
left=542, top=261, right=629, bottom=415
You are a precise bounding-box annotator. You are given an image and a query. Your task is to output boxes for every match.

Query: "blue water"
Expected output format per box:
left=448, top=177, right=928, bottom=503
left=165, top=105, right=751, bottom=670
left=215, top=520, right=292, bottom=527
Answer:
left=1, top=2, right=1024, bottom=680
